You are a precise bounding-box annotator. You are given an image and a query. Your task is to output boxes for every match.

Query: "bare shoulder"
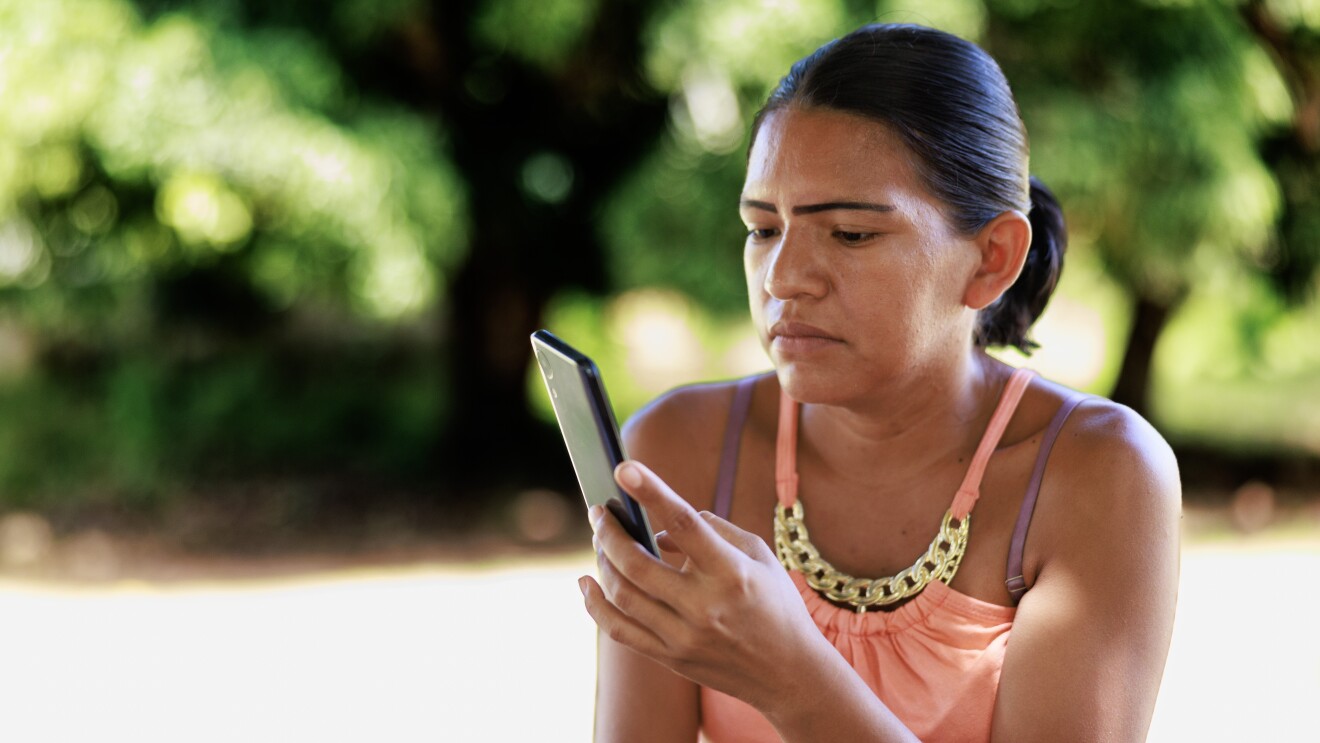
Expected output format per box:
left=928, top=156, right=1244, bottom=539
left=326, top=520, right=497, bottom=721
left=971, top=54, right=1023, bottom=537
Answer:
left=1030, top=394, right=1182, bottom=576
left=1052, top=397, right=1181, bottom=518
left=621, top=375, right=767, bottom=514
left=996, top=393, right=1183, bottom=742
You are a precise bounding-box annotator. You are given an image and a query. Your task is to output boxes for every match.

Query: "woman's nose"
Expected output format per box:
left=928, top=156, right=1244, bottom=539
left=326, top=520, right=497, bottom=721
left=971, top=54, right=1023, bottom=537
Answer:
left=763, top=230, right=826, bottom=300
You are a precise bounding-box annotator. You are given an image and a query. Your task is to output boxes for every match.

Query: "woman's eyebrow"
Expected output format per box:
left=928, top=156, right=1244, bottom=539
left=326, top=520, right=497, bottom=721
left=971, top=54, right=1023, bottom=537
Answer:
left=738, top=198, right=896, bottom=215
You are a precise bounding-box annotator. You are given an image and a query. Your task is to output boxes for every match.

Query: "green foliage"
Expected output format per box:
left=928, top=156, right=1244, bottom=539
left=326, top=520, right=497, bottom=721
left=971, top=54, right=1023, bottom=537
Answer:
left=0, top=343, right=447, bottom=505
left=532, top=289, right=770, bottom=423
left=601, top=131, right=750, bottom=316
left=610, top=0, right=1300, bottom=330
left=2, top=0, right=1320, bottom=511
left=474, top=0, right=603, bottom=70
left=644, top=0, right=850, bottom=92
left=1152, top=275, right=1320, bottom=454
left=603, top=0, right=866, bottom=315
left=0, top=0, right=468, bottom=326
left=990, top=1, right=1286, bottom=303
left=0, top=0, right=469, bottom=504
left=601, top=0, right=1320, bottom=457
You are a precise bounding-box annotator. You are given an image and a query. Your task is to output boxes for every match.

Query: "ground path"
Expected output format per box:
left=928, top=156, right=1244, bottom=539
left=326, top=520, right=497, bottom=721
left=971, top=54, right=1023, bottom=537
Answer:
left=1, top=525, right=1317, bottom=741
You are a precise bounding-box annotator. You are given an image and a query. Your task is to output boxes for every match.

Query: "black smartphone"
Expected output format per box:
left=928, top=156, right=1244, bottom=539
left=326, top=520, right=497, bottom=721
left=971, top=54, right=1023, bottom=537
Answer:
left=530, top=330, right=659, bottom=556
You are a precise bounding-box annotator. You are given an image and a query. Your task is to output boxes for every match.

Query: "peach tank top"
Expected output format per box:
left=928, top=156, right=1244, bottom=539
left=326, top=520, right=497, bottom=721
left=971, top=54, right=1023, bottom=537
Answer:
left=700, top=370, right=1086, bottom=743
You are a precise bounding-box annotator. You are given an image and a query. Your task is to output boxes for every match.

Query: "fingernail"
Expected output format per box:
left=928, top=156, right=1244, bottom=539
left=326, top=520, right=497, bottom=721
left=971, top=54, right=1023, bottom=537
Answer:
left=588, top=504, right=604, bottom=531
left=617, top=462, right=642, bottom=488
left=578, top=577, right=589, bottom=597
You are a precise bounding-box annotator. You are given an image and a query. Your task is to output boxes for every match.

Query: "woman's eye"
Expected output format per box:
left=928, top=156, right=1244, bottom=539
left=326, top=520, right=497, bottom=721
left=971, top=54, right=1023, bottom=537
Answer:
left=746, top=227, right=779, bottom=241
left=834, top=230, right=877, bottom=245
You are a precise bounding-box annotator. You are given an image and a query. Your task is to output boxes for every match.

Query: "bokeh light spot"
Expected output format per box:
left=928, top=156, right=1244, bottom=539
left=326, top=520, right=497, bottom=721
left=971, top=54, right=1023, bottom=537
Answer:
left=522, top=152, right=574, bottom=204
left=156, top=171, right=253, bottom=249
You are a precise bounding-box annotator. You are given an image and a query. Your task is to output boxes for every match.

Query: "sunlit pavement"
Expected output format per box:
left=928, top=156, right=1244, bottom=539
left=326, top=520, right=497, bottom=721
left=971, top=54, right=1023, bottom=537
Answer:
left=0, top=543, right=1316, bottom=742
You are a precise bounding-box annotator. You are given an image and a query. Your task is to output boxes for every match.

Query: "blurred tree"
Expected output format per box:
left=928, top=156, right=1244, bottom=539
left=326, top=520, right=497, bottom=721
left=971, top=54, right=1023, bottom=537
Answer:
left=600, top=0, right=1318, bottom=419
left=335, top=0, right=672, bottom=483
left=0, top=0, right=674, bottom=497
left=1241, top=0, right=1320, bottom=303
left=2, top=0, right=1318, bottom=511
left=0, top=1, right=468, bottom=331
left=978, top=0, right=1294, bottom=417
left=0, top=0, right=474, bottom=505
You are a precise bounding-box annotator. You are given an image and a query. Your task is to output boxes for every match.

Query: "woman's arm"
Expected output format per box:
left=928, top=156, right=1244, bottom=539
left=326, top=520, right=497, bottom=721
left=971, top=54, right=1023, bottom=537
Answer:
left=592, top=388, right=716, bottom=743
left=595, top=619, right=700, bottom=741
left=990, top=402, right=1181, bottom=742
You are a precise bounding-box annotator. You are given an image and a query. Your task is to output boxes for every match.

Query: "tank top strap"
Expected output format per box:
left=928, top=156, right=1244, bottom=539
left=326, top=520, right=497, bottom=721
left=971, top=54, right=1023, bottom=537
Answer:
left=949, top=368, right=1036, bottom=519
left=1005, top=390, right=1088, bottom=602
left=773, top=368, right=1036, bottom=512
left=775, top=385, right=800, bottom=509
left=713, top=376, right=758, bottom=520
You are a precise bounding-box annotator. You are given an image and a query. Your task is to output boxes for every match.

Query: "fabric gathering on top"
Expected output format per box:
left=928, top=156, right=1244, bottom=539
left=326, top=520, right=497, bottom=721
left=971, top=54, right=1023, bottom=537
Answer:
left=699, top=369, right=1088, bottom=743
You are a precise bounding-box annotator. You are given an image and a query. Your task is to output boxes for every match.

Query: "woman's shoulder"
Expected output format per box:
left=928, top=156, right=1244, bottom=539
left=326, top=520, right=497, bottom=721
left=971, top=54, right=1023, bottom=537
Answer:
left=1054, top=388, right=1179, bottom=497
left=621, top=372, right=776, bottom=511
left=623, top=371, right=776, bottom=446
left=1030, top=377, right=1181, bottom=548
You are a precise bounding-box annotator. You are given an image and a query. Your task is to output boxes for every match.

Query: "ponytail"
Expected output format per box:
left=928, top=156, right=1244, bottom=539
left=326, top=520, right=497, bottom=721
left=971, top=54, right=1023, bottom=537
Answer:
left=974, top=177, right=1068, bottom=354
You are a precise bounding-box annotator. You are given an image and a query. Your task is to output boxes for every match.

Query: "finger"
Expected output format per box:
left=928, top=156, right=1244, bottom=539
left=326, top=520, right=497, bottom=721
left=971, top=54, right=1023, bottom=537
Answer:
left=614, top=461, right=742, bottom=570
left=579, top=576, right=667, bottom=659
left=700, top=512, right=777, bottom=563
left=595, top=544, right=687, bottom=640
left=593, top=501, right=686, bottom=599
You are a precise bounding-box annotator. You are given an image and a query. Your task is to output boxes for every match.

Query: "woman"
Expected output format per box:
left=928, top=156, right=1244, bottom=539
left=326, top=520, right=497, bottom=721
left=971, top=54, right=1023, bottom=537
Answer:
left=579, top=23, right=1179, bottom=743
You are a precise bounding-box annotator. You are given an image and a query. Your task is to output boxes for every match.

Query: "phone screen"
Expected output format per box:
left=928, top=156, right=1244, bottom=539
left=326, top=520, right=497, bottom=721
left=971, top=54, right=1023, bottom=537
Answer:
left=531, top=330, right=658, bottom=556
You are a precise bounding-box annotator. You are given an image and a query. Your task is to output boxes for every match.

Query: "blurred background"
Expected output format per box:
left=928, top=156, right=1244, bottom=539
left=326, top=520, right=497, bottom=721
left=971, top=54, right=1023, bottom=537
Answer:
left=1, top=0, right=1318, bottom=740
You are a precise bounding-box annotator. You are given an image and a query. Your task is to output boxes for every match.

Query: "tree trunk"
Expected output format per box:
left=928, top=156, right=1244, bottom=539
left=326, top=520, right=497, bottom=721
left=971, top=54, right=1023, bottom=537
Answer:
left=1240, top=0, right=1320, bottom=303
left=1110, top=294, right=1177, bottom=419
left=442, top=240, right=566, bottom=490
left=355, top=0, right=669, bottom=489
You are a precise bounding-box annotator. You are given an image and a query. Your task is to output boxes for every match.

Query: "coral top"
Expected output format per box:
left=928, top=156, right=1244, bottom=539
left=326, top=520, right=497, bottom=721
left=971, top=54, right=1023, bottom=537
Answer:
left=700, top=369, right=1086, bottom=743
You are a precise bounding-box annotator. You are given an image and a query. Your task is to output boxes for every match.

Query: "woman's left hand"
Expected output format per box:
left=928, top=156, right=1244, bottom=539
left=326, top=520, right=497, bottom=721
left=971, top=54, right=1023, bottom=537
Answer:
left=579, top=460, right=824, bottom=710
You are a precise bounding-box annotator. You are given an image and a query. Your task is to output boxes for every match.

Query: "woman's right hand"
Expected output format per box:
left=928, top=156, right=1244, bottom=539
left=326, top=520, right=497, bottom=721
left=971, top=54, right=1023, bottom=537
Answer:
left=580, top=460, right=830, bottom=713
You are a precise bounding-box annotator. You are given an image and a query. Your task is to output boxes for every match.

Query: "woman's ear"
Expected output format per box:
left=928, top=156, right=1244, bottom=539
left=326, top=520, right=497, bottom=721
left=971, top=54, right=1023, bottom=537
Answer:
left=962, top=210, right=1032, bottom=311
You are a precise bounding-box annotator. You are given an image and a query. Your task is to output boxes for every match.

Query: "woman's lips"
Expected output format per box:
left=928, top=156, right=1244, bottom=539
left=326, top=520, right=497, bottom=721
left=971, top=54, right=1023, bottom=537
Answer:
left=770, top=321, right=843, bottom=354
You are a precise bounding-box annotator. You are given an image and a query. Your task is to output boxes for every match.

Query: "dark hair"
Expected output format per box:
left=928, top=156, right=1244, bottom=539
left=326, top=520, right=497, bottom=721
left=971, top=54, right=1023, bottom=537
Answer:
left=752, top=24, right=1067, bottom=354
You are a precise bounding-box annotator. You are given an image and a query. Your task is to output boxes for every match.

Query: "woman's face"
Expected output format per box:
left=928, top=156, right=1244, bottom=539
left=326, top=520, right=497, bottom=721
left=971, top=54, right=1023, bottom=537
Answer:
left=741, top=107, right=981, bottom=404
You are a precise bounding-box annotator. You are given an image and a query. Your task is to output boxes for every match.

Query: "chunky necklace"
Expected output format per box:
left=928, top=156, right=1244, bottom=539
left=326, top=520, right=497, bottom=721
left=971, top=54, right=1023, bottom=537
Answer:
left=771, top=369, right=1035, bottom=614
left=773, top=500, right=969, bottom=613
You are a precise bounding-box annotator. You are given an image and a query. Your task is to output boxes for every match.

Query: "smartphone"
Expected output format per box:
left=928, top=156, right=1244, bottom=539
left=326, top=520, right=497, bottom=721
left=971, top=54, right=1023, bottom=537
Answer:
left=530, top=330, right=659, bottom=556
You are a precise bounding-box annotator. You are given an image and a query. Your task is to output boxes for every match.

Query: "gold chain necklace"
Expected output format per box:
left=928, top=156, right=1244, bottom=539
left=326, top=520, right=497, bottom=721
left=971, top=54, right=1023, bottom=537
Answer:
left=770, top=369, right=1034, bottom=613
left=773, top=499, right=970, bottom=613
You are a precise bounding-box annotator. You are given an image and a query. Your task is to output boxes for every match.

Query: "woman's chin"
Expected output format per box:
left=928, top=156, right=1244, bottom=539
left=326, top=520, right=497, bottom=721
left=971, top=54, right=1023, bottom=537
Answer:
left=773, top=364, right=859, bottom=405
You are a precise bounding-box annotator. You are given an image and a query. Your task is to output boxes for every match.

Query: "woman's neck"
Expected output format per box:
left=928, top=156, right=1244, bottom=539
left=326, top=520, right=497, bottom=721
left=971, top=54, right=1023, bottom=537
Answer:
left=795, top=351, right=1010, bottom=488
